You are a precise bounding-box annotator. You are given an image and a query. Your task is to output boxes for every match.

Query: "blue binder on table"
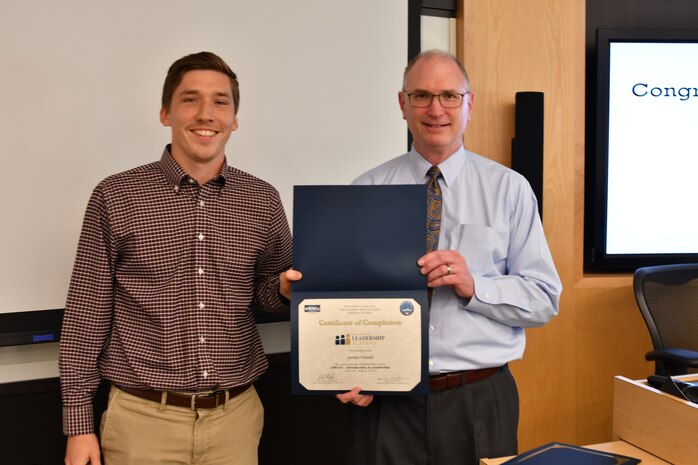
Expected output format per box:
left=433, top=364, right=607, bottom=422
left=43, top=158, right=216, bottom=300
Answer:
left=502, top=442, right=640, bottom=465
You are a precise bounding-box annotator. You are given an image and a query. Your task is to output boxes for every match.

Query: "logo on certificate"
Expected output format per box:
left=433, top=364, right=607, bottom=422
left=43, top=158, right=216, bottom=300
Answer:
left=304, top=304, right=321, bottom=312
left=399, top=301, right=415, bottom=316
left=335, top=334, right=351, bottom=345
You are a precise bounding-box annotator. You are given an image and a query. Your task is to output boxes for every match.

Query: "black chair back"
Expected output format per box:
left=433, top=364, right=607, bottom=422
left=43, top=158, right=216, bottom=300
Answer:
left=634, top=263, right=698, bottom=376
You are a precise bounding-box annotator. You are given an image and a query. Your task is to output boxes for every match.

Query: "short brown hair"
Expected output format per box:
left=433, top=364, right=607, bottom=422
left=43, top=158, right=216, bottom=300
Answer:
left=161, top=51, right=240, bottom=114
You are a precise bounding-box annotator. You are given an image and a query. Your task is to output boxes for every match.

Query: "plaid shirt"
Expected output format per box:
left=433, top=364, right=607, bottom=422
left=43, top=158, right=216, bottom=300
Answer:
left=59, top=146, right=292, bottom=435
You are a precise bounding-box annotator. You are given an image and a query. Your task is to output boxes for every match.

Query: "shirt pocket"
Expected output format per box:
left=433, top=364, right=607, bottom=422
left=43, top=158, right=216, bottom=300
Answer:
left=449, top=223, right=508, bottom=275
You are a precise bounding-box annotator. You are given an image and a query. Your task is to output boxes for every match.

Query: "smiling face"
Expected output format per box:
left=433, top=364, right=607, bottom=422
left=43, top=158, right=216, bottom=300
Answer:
left=160, top=69, right=238, bottom=176
left=399, top=54, right=473, bottom=164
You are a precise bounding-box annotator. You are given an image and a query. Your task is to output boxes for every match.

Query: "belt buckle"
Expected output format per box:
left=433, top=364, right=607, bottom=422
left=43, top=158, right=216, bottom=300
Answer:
left=190, top=390, right=213, bottom=409
left=190, top=389, right=224, bottom=409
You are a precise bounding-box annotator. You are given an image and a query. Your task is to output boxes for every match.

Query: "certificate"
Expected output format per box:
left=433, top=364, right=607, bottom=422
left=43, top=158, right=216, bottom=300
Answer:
left=297, top=298, right=422, bottom=392
left=291, top=185, right=429, bottom=395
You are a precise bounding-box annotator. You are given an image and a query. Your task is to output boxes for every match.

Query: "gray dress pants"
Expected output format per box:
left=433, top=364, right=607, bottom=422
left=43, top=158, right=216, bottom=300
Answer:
left=347, top=366, right=519, bottom=465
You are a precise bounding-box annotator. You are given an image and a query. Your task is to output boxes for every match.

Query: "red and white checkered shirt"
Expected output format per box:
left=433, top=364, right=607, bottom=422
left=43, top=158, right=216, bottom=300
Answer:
left=59, top=146, right=292, bottom=435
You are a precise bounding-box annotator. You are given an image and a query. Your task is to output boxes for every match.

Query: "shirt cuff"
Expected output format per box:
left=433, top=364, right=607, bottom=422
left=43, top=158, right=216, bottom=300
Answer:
left=63, top=404, right=95, bottom=436
left=459, top=274, right=494, bottom=310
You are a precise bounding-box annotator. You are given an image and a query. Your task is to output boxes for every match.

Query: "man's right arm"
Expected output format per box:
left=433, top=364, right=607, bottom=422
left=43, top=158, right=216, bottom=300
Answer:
left=60, top=185, right=115, bottom=436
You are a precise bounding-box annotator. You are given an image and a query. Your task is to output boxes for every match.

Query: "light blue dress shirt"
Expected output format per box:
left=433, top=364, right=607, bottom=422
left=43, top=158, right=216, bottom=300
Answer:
left=353, top=146, right=562, bottom=373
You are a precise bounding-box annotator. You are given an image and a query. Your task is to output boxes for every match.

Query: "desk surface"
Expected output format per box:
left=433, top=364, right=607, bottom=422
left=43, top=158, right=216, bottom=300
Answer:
left=479, top=440, right=671, bottom=465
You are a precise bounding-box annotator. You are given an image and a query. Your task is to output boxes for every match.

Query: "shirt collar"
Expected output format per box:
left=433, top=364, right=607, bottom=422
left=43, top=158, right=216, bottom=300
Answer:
left=408, top=145, right=466, bottom=188
left=159, top=144, right=230, bottom=190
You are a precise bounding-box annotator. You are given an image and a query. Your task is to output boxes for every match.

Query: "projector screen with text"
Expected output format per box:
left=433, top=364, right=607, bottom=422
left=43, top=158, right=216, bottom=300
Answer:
left=606, top=42, right=698, bottom=254
left=585, top=28, right=698, bottom=272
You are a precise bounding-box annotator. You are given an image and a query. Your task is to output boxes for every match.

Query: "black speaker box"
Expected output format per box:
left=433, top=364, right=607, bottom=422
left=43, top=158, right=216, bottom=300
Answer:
left=511, top=91, right=544, bottom=218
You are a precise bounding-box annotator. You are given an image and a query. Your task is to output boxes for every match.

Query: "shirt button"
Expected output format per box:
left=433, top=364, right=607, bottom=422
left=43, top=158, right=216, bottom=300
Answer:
left=199, top=336, right=206, bottom=343
left=189, top=178, right=196, bottom=184
left=203, top=371, right=209, bottom=378
left=198, top=267, right=204, bottom=275
left=198, top=233, right=205, bottom=241
left=174, top=186, right=179, bottom=192
left=199, top=302, right=205, bottom=309
left=199, top=200, right=205, bottom=207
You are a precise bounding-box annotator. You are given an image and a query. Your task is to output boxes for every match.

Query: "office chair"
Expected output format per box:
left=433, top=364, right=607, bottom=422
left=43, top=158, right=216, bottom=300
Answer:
left=633, top=263, right=698, bottom=376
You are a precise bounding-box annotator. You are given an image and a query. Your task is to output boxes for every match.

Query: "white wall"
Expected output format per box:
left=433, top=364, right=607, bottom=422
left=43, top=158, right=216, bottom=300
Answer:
left=0, top=0, right=407, bottom=382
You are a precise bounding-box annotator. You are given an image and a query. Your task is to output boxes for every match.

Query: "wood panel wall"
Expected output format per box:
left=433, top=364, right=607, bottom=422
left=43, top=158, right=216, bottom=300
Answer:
left=456, top=0, right=654, bottom=450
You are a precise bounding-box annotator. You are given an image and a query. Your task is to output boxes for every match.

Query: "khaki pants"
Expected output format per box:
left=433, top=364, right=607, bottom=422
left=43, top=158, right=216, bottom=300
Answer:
left=100, top=385, right=263, bottom=465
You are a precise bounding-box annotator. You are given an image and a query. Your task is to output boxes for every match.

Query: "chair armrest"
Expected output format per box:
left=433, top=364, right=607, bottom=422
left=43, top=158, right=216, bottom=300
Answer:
left=645, top=348, right=698, bottom=367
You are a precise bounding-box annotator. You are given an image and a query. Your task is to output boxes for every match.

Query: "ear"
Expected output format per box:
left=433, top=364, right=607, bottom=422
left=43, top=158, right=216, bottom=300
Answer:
left=160, top=107, right=171, bottom=127
left=466, top=92, right=474, bottom=121
left=398, top=91, right=407, bottom=120
left=231, top=114, right=239, bottom=132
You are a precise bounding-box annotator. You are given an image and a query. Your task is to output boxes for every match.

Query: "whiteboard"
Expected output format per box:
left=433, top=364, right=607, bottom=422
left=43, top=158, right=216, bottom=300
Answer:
left=0, top=0, right=408, bottom=315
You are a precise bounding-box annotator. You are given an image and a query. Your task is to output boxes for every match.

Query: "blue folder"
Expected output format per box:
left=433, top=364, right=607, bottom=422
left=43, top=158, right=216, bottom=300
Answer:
left=502, top=442, right=640, bottom=465
left=291, top=185, right=429, bottom=395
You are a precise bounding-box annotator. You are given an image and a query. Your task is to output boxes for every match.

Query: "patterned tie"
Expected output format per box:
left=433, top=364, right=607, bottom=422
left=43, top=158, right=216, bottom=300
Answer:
left=425, top=166, right=442, bottom=253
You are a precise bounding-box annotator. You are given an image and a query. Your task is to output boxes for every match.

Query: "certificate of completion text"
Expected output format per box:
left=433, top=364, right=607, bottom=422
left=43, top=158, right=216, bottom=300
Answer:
left=297, top=298, right=422, bottom=392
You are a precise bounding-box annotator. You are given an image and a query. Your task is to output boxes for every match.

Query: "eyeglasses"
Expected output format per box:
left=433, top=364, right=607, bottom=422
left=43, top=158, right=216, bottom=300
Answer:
left=402, top=91, right=469, bottom=108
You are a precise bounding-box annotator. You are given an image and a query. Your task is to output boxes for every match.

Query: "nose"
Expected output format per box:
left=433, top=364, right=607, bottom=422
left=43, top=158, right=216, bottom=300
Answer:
left=426, top=95, right=445, bottom=115
left=196, top=101, right=214, bottom=121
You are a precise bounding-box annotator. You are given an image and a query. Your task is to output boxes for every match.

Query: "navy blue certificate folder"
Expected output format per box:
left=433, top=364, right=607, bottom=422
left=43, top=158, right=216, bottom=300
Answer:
left=291, top=185, right=429, bottom=395
left=501, top=442, right=641, bottom=465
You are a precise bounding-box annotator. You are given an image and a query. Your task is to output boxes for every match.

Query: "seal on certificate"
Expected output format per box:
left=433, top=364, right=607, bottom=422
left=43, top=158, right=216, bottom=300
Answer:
left=399, top=301, right=415, bottom=316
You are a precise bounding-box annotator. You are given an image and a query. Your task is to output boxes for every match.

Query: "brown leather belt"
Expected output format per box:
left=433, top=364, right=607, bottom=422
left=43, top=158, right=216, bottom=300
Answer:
left=429, top=366, right=503, bottom=391
left=116, top=384, right=251, bottom=409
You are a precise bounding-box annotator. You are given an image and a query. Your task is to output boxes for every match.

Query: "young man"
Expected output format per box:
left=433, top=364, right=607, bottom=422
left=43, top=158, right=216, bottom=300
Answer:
left=337, top=50, right=562, bottom=465
left=60, top=51, right=299, bottom=465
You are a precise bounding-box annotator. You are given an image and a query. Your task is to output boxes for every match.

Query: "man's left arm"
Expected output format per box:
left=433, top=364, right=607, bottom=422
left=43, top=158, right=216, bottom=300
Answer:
left=253, top=192, right=294, bottom=311
left=421, top=183, right=561, bottom=328
left=465, top=184, right=561, bottom=327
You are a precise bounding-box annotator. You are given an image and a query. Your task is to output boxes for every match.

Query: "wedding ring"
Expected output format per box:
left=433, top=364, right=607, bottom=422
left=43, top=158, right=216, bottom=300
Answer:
left=446, top=264, right=452, bottom=275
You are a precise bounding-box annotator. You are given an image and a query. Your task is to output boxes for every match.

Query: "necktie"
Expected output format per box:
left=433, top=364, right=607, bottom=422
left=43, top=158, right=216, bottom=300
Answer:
left=426, top=166, right=442, bottom=253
